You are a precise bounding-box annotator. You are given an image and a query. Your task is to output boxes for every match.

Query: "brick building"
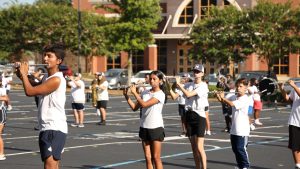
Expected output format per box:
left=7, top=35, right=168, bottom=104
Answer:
left=73, top=0, right=300, bottom=79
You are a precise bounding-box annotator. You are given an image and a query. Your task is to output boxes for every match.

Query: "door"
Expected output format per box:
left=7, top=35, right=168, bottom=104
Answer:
left=177, top=45, right=194, bottom=73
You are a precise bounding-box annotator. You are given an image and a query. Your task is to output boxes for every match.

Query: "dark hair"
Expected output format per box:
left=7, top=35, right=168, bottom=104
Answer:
left=235, top=78, right=248, bottom=87
left=250, top=78, right=257, bottom=86
left=150, top=70, right=167, bottom=104
left=43, top=43, right=66, bottom=63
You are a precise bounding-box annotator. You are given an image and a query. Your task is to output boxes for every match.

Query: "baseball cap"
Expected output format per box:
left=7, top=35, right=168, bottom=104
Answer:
left=95, top=72, right=104, bottom=76
left=181, top=73, right=190, bottom=78
left=193, top=64, right=204, bottom=73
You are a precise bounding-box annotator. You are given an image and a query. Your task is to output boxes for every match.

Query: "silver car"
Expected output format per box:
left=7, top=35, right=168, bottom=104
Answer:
left=283, top=77, right=300, bottom=93
left=104, top=69, right=128, bottom=89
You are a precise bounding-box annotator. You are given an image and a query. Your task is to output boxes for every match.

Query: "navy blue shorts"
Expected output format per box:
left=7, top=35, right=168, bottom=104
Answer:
left=71, top=103, right=84, bottom=110
left=39, top=130, right=67, bottom=161
left=96, top=100, right=108, bottom=109
left=186, top=111, right=206, bottom=137
left=0, top=107, right=7, bottom=124
left=139, top=127, right=165, bottom=142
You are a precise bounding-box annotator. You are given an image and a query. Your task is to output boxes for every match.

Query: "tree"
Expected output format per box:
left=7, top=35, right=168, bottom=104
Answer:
left=242, top=0, right=295, bottom=73
left=100, top=0, right=162, bottom=84
left=0, top=2, right=110, bottom=66
left=191, top=6, right=250, bottom=77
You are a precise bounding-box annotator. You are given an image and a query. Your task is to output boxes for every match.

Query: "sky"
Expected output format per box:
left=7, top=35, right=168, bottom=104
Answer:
left=0, top=0, right=36, bottom=8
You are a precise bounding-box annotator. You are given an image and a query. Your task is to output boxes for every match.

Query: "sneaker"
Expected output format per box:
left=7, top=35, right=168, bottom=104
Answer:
left=254, top=119, right=263, bottom=126
left=34, top=126, right=39, bottom=130
left=7, top=105, right=12, bottom=111
left=97, top=121, right=106, bottom=125
left=70, top=123, right=78, bottom=127
left=78, top=124, right=85, bottom=128
left=250, top=123, right=256, bottom=131
left=0, top=154, right=6, bottom=160
left=180, top=132, right=186, bottom=137
left=206, top=130, right=211, bottom=135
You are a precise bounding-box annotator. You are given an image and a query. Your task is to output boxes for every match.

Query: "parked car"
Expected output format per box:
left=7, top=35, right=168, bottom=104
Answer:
left=105, top=69, right=128, bottom=89
left=237, top=71, right=277, bottom=81
left=130, top=70, right=152, bottom=84
left=205, top=73, right=218, bottom=86
left=283, top=77, right=300, bottom=93
left=34, top=64, right=72, bottom=77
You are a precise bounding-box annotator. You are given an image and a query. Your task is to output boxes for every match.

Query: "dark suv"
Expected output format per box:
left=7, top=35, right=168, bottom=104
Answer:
left=237, top=71, right=277, bottom=81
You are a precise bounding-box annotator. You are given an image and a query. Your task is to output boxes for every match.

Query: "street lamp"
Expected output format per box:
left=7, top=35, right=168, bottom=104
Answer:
left=77, top=0, right=82, bottom=73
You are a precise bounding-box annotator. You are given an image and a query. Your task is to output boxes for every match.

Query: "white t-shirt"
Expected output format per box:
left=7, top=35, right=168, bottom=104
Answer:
left=0, top=88, right=6, bottom=108
left=229, top=94, right=250, bottom=136
left=185, top=82, right=209, bottom=118
left=248, top=85, right=261, bottom=101
left=175, top=88, right=185, bottom=105
left=2, top=76, right=12, bottom=90
left=38, top=72, right=68, bottom=134
left=69, top=80, right=85, bottom=103
left=96, top=81, right=109, bottom=101
left=288, top=89, right=300, bottom=127
left=140, top=90, right=165, bottom=129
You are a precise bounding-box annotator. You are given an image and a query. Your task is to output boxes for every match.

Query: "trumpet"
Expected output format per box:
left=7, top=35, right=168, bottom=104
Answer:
left=5, top=63, right=48, bottom=68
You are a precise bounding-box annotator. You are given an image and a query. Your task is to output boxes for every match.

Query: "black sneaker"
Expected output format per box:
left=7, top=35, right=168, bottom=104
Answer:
left=98, top=121, right=106, bottom=125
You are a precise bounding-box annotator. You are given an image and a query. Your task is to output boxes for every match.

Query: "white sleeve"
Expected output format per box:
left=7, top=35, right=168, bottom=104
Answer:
left=153, top=91, right=165, bottom=104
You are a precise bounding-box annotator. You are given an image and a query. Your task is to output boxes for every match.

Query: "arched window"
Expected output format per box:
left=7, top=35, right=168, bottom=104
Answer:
left=179, top=1, right=194, bottom=24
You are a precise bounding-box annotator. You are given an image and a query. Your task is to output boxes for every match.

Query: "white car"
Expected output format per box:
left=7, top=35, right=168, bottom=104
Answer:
left=131, top=70, right=152, bottom=84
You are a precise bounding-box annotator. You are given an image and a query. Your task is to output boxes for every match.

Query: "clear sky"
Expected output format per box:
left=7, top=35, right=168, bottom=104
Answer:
left=0, top=0, right=36, bottom=8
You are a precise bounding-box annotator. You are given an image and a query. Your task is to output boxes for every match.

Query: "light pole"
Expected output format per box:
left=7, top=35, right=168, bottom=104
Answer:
left=77, top=0, right=82, bottom=73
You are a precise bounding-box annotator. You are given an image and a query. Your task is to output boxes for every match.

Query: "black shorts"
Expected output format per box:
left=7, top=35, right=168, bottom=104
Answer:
left=71, top=103, right=84, bottom=110
left=96, top=101, right=108, bottom=109
left=186, top=111, right=206, bottom=137
left=39, top=130, right=67, bottom=161
left=178, top=104, right=186, bottom=117
left=288, top=125, right=300, bottom=151
left=139, top=127, right=165, bottom=142
left=0, top=107, right=7, bottom=124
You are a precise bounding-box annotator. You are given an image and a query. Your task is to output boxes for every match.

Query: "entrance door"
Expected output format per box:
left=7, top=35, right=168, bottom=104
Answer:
left=177, top=45, right=194, bottom=73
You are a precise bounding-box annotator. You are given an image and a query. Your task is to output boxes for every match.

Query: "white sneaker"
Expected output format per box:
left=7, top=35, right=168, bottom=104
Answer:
left=78, top=124, right=85, bottom=128
left=0, top=154, right=6, bottom=160
left=7, top=105, right=12, bottom=111
left=250, top=123, right=256, bottom=131
left=206, top=130, right=211, bottom=135
left=70, top=123, right=78, bottom=127
left=254, top=119, right=263, bottom=126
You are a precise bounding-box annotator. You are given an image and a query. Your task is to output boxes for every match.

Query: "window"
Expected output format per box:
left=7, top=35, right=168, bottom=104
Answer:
left=273, top=56, right=289, bottom=75
left=107, top=55, right=121, bottom=69
left=179, top=1, right=194, bottom=24
left=132, top=50, right=144, bottom=73
left=157, top=40, right=167, bottom=74
left=200, top=0, right=217, bottom=19
left=224, top=0, right=230, bottom=5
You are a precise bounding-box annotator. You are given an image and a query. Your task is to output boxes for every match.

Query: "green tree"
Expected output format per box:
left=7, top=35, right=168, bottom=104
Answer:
left=100, top=0, right=162, bottom=84
left=242, top=0, right=295, bottom=73
left=191, top=6, right=249, bottom=77
left=0, top=3, right=110, bottom=66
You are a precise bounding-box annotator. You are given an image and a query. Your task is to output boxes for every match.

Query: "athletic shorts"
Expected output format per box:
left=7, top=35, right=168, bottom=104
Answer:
left=253, top=100, right=262, bottom=110
left=0, top=107, right=7, bottom=124
left=39, top=130, right=67, bottom=161
left=186, top=111, right=206, bottom=137
left=71, top=103, right=84, bottom=110
left=178, top=104, right=186, bottom=117
left=288, top=125, right=300, bottom=151
left=139, top=127, right=165, bottom=142
left=96, top=100, right=108, bottom=109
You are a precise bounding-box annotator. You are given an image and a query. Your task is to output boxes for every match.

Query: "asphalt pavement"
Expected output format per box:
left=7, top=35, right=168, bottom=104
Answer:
left=0, top=89, right=295, bottom=169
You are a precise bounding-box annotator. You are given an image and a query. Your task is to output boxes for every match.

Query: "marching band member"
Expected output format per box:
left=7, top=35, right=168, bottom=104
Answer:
left=279, top=80, right=300, bottom=169
left=216, top=78, right=251, bottom=169
left=123, top=70, right=167, bottom=169
left=16, top=43, right=68, bottom=169
left=176, top=64, right=208, bottom=169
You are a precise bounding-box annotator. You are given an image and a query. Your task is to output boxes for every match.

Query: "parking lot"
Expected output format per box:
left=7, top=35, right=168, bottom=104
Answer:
left=0, top=89, right=296, bottom=169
